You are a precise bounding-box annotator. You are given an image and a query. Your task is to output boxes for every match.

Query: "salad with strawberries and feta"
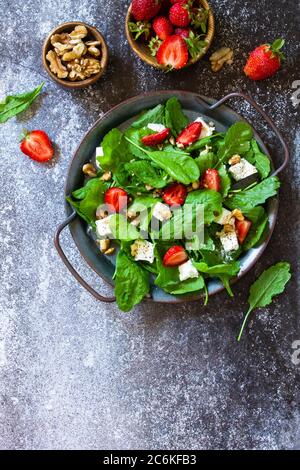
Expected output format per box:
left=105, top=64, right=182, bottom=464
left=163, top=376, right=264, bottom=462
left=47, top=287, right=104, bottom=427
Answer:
left=67, top=97, right=280, bottom=311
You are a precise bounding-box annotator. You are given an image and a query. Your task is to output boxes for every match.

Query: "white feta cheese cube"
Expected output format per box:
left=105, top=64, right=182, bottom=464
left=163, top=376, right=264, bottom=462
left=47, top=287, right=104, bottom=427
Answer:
left=220, top=231, right=239, bottom=252
left=179, top=260, right=199, bottom=282
left=228, top=158, right=258, bottom=181
left=96, top=146, right=104, bottom=157
left=95, top=215, right=113, bottom=238
left=214, top=208, right=234, bottom=226
left=194, top=117, right=215, bottom=138
left=147, top=123, right=166, bottom=133
left=131, top=240, right=155, bottom=263
left=152, top=202, right=172, bottom=222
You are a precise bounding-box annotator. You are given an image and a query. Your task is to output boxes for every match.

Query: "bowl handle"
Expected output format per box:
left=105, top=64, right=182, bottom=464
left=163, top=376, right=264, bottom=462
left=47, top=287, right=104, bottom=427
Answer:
left=54, top=212, right=116, bottom=303
left=208, top=92, right=289, bottom=176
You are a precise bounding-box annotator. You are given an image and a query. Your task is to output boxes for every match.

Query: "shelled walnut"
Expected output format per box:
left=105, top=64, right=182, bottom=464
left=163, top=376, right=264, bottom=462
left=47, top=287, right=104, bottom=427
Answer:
left=209, top=47, right=234, bottom=72
left=46, top=24, right=102, bottom=81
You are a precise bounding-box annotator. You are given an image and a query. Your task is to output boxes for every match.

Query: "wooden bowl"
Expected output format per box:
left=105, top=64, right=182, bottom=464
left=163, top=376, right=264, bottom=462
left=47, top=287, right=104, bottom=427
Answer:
left=42, top=21, right=108, bottom=89
left=125, top=0, right=215, bottom=70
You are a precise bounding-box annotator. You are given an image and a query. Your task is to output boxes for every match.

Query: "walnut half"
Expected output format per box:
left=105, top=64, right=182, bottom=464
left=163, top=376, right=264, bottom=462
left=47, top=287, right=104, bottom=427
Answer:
left=46, top=50, right=68, bottom=79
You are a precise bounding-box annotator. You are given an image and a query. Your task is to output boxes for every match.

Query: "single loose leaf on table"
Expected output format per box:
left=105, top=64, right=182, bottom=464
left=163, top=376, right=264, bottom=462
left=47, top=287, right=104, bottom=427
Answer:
left=0, top=82, right=44, bottom=123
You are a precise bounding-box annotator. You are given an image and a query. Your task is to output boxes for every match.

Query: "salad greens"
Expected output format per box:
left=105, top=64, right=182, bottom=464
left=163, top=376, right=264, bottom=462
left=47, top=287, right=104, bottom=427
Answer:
left=237, top=262, right=291, bottom=341
left=67, top=97, right=281, bottom=316
left=0, top=82, right=44, bottom=124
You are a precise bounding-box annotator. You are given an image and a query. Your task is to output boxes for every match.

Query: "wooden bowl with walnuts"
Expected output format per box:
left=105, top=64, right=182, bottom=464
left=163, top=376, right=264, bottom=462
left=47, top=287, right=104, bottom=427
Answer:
left=42, top=21, right=108, bottom=89
left=125, top=0, right=215, bottom=71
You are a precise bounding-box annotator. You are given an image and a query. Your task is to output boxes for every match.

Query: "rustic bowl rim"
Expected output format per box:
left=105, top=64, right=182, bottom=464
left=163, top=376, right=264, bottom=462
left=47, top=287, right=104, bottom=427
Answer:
left=125, top=0, right=215, bottom=70
left=42, top=21, right=108, bottom=89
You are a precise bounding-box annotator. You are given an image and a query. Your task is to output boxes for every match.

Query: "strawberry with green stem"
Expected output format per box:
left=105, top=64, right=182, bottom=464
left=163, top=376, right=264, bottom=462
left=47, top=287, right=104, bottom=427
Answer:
left=244, top=38, right=285, bottom=80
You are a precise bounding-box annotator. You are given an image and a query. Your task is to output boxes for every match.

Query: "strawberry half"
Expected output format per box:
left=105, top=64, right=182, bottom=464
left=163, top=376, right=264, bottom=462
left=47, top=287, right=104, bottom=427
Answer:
left=157, top=34, right=188, bottom=69
left=141, top=127, right=170, bottom=146
left=131, top=0, right=162, bottom=21
left=104, top=187, right=128, bottom=213
left=162, top=182, right=187, bottom=206
left=169, top=2, right=190, bottom=27
left=163, top=246, right=188, bottom=267
left=153, top=16, right=173, bottom=40
left=235, top=219, right=252, bottom=244
left=20, top=130, right=54, bottom=162
left=176, top=121, right=202, bottom=146
left=244, top=38, right=285, bottom=80
left=200, top=169, right=221, bottom=192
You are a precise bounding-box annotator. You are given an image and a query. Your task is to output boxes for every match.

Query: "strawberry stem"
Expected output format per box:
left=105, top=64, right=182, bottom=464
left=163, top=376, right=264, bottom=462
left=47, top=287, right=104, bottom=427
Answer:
left=269, top=38, right=285, bottom=61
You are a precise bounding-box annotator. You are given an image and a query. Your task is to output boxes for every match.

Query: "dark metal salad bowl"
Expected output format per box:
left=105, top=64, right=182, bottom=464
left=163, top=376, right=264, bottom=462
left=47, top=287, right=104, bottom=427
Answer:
left=54, top=90, right=289, bottom=304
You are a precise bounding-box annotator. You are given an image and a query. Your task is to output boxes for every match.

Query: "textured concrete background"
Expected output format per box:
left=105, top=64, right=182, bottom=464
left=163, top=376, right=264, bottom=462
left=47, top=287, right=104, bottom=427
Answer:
left=0, top=0, right=299, bottom=450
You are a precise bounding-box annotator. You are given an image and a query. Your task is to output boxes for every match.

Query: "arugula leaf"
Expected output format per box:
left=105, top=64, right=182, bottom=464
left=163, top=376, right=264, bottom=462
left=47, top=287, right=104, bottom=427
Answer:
left=124, top=128, right=153, bottom=159
left=185, top=189, right=222, bottom=224
left=245, top=140, right=271, bottom=179
left=224, top=176, right=280, bottom=211
left=237, top=262, right=291, bottom=341
left=109, top=214, right=140, bottom=241
left=66, top=178, right=107, bottom=229
left=186, top=134, right=223, bottom=152
left=198, top=251, right=240, bottom=296
left=114, top=250, right=150, bottom=311
left=131, top=104, right=165, bottom=128
left=195, top=151, right=216, bottom=174
left=0, top=82, right=44, bottom=123
left=160, top=203, right=204, bottom=241
left=164, top=97, right=188, bottom=135
left=242, top=206, right=269, bottom=250
left=216, top=122, right=253, bottom=166
left=148, top=151, right=200, bottom=185
left=193, top=261, right=240, bottom=276
left=218, top=164, right=231, bottom=197
left=98, top=128, right=130, bottom=171
left=124, top=160, right=169, bottom=188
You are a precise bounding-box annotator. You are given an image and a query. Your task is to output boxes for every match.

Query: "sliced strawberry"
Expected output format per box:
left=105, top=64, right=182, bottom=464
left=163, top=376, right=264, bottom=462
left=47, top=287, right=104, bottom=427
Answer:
left=163, top=246, right=188, bottom=267
left=169, top=3, right=190, bottom=27
left=235, top=219, right=252, bottom=244
left=153, top=16, right=173, bottom=40
left=141, top=127, right=170, bottom=146
left=174, top=27, right=190, bottom=38
left=156, top=34, right=188, bottom=69
left=176, top=121, right=202, bottom=146
left=200, top=169, right=221, bottom=192
left=20, top=130, right=54, bottom=163
left=162, top=182, right=187, bottom=206
left=104, top=187, right=128, bottom=213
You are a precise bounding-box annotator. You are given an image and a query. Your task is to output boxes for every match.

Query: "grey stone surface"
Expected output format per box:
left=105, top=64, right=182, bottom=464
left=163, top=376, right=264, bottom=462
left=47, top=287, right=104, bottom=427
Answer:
left=0, top=0, right=299, bottom=450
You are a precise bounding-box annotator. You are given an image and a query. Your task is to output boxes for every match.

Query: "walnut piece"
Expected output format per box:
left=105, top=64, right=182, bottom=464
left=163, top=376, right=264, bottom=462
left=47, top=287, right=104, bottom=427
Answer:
left=88, top=46, right=101, bottom=57
left=69, top=25, right=88, bottom=40
left=51, top=33, right=70, bottom=45
left=46, top=50, right=68, bottom=79
left=229, top=154, right=241, bottom=165
left=210, top=47, right=234, bottom=72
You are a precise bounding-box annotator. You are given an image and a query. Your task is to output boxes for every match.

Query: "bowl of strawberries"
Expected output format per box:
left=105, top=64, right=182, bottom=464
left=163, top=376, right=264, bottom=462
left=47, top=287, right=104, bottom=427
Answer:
left=125, top=0, right=215, bottom=70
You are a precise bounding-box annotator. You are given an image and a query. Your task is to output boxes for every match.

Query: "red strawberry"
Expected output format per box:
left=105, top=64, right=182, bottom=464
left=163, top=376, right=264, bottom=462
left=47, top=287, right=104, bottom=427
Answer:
left=104, top=187, right=128, bottom=213
left=200, top=169, right=221, bottom=192
left=162, top=182, right=187, bottom=206
left=175, top=27, right=190, bottom=38
left=235, top=219, right=252, bottom=244
left=131, top=0, right=162, bottom=21
left=156, top=34, right=188, bottom=69
left=141, top=127, right=170, bottom=146
left=153, top=16, right=173, bottom=40
left=244, top=38, right=285, bottom=80
left=20, top=130, right=54, bottom=162
left=169, top=2, right=190, bottom=27
left=176, top=121, right=202, bottom=146
left=170, top=0, right=188, bottom=4
left=163, top=246, right=188, bottom=267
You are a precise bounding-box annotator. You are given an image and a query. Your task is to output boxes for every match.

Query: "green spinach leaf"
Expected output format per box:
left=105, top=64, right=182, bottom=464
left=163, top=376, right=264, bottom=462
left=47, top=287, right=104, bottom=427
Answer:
left=0, top=82, right=44, bottom=123
left=242, top=206, right=269, bottom=250
left=185, top=189, right=222, bottom=224
left=124, top=160, right=169, bottom=188
left=131, top=104, right=165, bottom=128
left=216, top=122, right=253, bottom=166
left=164, top=97, right=188, bottom=135
left=245, top=140, right=271, bottom=179
left=224, top=177, right=280, bottom=211
left=98, top=128, right=130, bottom=171
left=109, top=214, right=140, bottom=241
left=237, top=262, right=291, bottom=341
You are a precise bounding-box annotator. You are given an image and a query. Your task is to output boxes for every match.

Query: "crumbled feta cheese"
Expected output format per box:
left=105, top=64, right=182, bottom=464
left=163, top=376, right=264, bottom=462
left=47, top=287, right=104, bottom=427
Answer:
left=228, top=158, right=258, bottom=181
left=179, top=260, right=199, bottom=282
left=147, top=123, right=166, bottom=133
left=220, top=231, right=239, bottom=252
left=214, top=208, right=235, bottom=226
left=194, top=117, right=215, bottom=138
left=152, top=202, right=172, bottom=222
left=95, top=216, right=113, bottom=238
left=131, top=240, right=155, bottom=263
left=96, top=146, right=104, bottom=157
left=200, top=145, right=212, bottom=156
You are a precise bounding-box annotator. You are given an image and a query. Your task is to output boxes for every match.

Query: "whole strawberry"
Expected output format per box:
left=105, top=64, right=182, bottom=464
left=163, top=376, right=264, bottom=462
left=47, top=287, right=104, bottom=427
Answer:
left=169, top=2, right=190, bottom=27
left=153, top=16, right=173, bottom=40
left=244, top=38, right=285, bottom=80
left=131, top=0, right=162, bottom=21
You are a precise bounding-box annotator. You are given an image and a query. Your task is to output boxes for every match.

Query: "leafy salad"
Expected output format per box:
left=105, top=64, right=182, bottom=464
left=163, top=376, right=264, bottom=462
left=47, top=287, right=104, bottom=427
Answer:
left=67, top=97, right=280, bottom=312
